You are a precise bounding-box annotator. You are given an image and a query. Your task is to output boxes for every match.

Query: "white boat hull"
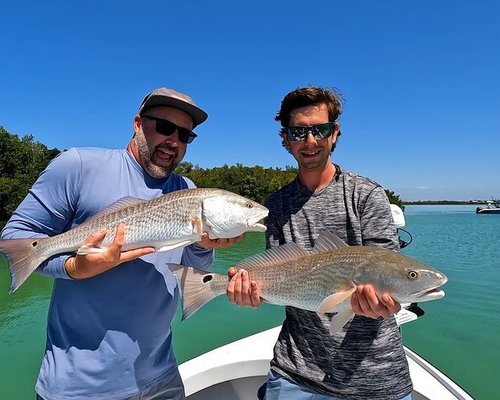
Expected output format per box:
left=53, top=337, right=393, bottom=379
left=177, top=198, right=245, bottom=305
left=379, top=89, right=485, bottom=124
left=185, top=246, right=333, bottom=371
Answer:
left=179, top=327, right=473, bottom=400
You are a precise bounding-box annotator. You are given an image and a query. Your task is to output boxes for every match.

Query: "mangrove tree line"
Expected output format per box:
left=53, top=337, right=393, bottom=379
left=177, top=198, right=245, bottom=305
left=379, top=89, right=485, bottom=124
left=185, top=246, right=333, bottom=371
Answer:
left=0, top=127, right=404, bottom=229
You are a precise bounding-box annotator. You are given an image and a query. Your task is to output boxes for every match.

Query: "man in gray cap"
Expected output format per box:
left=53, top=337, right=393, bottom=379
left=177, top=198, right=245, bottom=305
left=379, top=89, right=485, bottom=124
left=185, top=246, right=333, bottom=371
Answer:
left=1, top=87, right=242, bottom=399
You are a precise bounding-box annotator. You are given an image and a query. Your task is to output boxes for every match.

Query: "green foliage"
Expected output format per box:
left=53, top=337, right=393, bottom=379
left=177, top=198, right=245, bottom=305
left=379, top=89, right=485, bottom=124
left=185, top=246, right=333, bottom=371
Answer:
left=0, top=125, right=404, bottom=229
left=0, top=126, right=60, bottom=229
left=178, top=161, right=404, bottom=210
left=385, top=189, right=405, bottom=211
left=176, top=162, right=297, bottom=205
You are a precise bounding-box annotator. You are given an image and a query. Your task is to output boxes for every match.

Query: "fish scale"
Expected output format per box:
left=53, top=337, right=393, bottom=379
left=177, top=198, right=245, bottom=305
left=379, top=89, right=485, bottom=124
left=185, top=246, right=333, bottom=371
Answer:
left=246, top=249, right=362, bottom=310
left=36, top=191, right=203, bottom=256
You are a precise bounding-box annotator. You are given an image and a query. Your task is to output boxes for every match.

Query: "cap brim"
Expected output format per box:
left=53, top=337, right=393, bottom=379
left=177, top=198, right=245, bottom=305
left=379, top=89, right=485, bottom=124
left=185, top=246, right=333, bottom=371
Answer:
left=141, top=97, right=208, bottom=127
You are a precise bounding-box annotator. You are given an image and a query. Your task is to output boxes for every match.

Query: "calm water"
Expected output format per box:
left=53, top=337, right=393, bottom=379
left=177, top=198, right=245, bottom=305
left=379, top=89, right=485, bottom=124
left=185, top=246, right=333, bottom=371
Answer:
left=0, top=205, right=498, bottom=399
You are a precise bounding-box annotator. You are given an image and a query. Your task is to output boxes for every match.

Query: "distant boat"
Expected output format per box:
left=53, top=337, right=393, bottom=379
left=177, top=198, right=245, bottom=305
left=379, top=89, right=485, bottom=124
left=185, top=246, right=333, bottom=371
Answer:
left=476, top=199, right=500, bottom=214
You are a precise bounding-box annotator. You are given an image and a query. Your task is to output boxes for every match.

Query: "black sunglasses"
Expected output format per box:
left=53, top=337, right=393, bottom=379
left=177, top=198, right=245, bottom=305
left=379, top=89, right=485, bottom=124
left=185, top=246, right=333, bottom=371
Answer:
left=285, top=122, right=335, bottom=142
left=141, top=115, right=197, bottom=144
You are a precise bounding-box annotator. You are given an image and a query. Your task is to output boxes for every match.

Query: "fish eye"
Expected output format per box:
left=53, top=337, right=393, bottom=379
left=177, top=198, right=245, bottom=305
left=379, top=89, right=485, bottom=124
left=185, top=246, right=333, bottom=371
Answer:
left=245, top=203, right=253, bottom=208
left=407, top=270, right=419, bottom=279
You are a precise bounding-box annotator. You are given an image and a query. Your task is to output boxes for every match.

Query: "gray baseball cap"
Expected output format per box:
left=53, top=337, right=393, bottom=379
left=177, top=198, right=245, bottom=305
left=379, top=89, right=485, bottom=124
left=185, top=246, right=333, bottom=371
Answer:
left=138, top=87, right=208, bottom=127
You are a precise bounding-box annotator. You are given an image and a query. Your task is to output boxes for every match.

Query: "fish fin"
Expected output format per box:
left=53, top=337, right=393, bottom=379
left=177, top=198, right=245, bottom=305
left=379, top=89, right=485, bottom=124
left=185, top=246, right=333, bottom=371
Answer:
left=84, top=196, right=148, bottom=224
left=0, top=238, right=48, bottom=293
left=169, top=264, right=225, bottom=320
left=236, top=242, right=307, bottom=270
left=311, top=231, right=348, bottom=254
left=191, top=217, right=203, bottom=236
left=394, top=308, right=418, bottom=326
left=329, top=300, right=355, bottom=334
left=76, top=244, right=107, bottom=255
left=318, top=288, right=356, bottom=313
left=157, top=240, right=194, bottom=252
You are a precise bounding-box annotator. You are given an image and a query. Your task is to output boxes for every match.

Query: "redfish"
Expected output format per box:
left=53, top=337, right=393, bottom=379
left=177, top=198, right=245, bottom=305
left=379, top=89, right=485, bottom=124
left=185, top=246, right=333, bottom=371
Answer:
left=171, top=231, right=447, bottom=333
left=0, top=188, right=268, bottom=292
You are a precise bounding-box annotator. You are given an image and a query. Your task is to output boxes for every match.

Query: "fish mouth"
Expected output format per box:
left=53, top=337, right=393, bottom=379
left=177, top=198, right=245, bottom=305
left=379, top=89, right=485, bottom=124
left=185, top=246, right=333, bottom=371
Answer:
left=413, top=273, right=448, bottom=301
left=246, top=211, right=268, bottom=232
left=415, top=287, right=446, bottom=301
left=247, top=222, right=267, bottom=232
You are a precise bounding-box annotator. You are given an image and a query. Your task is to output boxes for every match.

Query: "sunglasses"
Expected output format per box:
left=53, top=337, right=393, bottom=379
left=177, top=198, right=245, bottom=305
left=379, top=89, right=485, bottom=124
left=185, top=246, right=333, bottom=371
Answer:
left=285, top=122, right=335, bottom=142
left=141, top=115, right=197, bottom=144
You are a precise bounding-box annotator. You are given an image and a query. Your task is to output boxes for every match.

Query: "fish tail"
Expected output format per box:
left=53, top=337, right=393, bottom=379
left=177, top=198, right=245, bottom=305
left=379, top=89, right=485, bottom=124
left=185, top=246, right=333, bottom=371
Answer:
left=0, top=238, right=48, bottom=293
left=169, top=264, right=226, bottom=320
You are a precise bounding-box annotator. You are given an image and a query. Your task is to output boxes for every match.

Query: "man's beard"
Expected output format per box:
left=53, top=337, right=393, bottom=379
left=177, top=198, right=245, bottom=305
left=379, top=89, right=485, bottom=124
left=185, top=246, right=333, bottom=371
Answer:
left=133, top=132, right=178, bottom=179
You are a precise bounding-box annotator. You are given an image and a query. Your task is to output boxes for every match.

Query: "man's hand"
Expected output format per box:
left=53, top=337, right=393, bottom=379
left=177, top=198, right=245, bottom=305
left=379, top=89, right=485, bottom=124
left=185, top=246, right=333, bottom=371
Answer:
left=197, top=232, right=245, bottom=249
left=65, top=224, right=155, bottom=279
left=226, top=267, right=262, bottom=307
left=351, top=284, right=401, bottom=319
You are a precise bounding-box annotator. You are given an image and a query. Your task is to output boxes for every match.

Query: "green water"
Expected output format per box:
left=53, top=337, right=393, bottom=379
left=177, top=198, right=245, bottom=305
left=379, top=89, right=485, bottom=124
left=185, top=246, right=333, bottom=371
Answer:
left=1, top=206, right=498, bottom=399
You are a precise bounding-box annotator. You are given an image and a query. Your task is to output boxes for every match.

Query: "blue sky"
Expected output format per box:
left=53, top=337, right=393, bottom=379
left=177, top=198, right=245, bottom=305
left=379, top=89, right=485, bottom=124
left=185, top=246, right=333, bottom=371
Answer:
left=1, top=0, right=498, bottom=201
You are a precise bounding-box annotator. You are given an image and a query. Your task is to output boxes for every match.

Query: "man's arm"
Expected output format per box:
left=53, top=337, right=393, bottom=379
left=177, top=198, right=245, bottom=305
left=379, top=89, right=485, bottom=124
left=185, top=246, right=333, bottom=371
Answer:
left=1, top=149, right=81, bottom=279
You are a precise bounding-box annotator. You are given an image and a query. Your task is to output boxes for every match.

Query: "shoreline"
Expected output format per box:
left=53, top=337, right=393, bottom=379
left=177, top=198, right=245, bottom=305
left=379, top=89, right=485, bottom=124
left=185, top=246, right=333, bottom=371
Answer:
left=403, top=201, right=489, bottom=205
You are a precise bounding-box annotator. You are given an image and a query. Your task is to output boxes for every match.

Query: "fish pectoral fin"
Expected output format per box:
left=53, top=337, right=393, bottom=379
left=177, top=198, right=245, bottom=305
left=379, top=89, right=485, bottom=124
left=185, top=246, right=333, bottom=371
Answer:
left=329, top=300, right=355, bottom=334
left=191, top=217, right=203, bottom=236
left=157, top=240, right=194, bottom=252
left=394, top=308, right=419, bottom=326
left=318, top=288, right=356, bottom=313
left=76, top=244, right=107, bottom=255
left=311, top=231, right=348, bottom=253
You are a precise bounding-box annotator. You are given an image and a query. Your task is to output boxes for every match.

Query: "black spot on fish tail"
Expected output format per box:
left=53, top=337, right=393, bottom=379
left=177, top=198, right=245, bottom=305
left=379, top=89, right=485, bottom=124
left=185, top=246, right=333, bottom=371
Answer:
left=0, top=238, right=48, bottom=292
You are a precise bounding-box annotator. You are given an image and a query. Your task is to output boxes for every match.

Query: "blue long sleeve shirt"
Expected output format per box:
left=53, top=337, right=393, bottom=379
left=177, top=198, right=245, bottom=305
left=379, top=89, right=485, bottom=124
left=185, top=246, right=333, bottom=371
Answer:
left=1, top=147, right=214, bottom=399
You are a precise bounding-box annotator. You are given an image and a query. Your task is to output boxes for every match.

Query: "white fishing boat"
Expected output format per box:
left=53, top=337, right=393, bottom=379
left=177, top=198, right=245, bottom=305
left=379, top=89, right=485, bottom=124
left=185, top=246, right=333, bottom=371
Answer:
left=179, top=205, right=473, bottom=400
left=476, top=199, right=500, bottom=214
left=179, top=325, right=473, bottom=400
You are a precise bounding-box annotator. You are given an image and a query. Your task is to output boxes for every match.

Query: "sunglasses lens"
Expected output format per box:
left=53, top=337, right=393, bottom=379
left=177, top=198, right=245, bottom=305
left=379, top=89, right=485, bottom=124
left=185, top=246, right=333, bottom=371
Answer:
left=178, top=129, right=197, bottom=144
left=316, top=123, right=333, bottom=138
left=156, top=119, right=177, bottom=136
left=287, top=127, right=306, bottom=141
left=143, top=115, right=196, bottom=144
left=287, top=123, right=334, bottom=141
